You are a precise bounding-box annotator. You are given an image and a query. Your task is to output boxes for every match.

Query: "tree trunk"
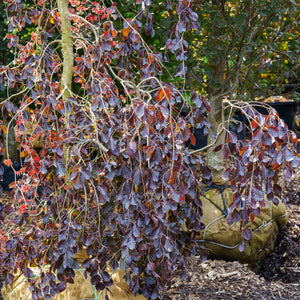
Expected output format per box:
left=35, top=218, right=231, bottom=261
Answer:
left=57, top=0, right=74, bottom=161
left=205, top=0, right=227, bottom=184
left=3, top=117, right=19, bottom=162
left=206, top=72, right=226, bottom=185
left=57, top=0, right=74, bottom=101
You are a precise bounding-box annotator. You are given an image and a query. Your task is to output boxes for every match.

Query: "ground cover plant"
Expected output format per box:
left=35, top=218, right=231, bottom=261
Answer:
left=0, top=1, right=299, bottom=299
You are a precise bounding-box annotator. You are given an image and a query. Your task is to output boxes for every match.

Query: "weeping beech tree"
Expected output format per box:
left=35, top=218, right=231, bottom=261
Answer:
left=0, top=0, right=299, bottom=299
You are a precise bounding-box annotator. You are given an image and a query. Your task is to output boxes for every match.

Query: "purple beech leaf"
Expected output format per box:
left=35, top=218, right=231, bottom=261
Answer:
left=262, top=133, right=272, bottom=146
left=55, top=162, right=66, bottom=177
left=177, top=21, right=186, bottom=33
left=291, top=157, right=299, bottom=168
left=136, top=103, right=145, bottom=118
left=212, top=144, right=223, bottom=152
left=273, top=197, right=279, bottom=205
left=175, top=63, right=187, bottom=77
left=170, top=188, right=180, bottom=203
left=253, top=129, right=262, bottom=140
left=265, top=179, right=272, bottom=194
left=229, top=131, right=238, bottom=144
left=276, top=152, right=284, bottom=165
left=284, top=166, right=293, bottom=181
left=284, top=149, right=294, bottom=162
left=267, top=192, right=274, bottom=202
left=192, top=94, right=203, bottom=109
left=190, top=11, right=198, bottom=21
left=239, top=240, right=246, bottom=252
left=126, top=141, right=137, bottom=158
left=25, top=55, right=34, bottom=66
left=101, top=271, right=112, bottom=284
left=133, top=169, right=141, bottom=185
left=252, top=207, right=260, bottom=216
left=160, top=105, right=169, bottom=119
left=6, top=68, right=15, bottom=80
left=222, top=168, right=230, bottom=180
left=91, top=275, right=101, bottom=286
left=132, top=224, right=140, bottom=238
left=90, top=259, right=99, bottom=271
left=242, top=228, right=252, bottom=240
left=96, top=282, right=106, bottom=291
left=222, top=145, right=229, bottom=159
left=268, top=126, right=279, bottom=137
left=202, top=166, right=211, bottom=180
left=57, top=281, right=66, bottom=293
left=23, top=267, right=33, bottom=278
left=126, top=235, right=136, bottom=250
left=32, top=293, right=39, bottom=300
left=147, top=261, right=156, bottom=272
left=164, top=239, right=173, bottom=252
left=273, top=184, right=282, bottom=195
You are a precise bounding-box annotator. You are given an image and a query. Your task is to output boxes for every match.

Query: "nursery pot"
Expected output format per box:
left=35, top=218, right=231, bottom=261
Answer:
left=256, top=98, right=297, bottom=130
left=282, top=83, right=300, bottom=95
left=185, top=127, right=208, bottom=150
left=0, top=162, right=21, bottom=192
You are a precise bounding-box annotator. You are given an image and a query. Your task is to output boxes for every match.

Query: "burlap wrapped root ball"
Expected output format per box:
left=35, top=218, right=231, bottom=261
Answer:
left=2, top=259, right=146, bottom=300
left=197, top=188, right=288, bottom=265
left=2, top=269, right=96, bottom=300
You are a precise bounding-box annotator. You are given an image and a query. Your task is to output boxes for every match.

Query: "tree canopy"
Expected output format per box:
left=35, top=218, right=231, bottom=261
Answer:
left=0, top=1, right=299, bottom=299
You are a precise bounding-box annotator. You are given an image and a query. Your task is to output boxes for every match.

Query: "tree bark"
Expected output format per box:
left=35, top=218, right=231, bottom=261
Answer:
left=205, top=0, right=227, bottom=184
left=57, top=0, right=74, bottom=101
left=57, top=0, right=74, bottom=162
left=3, top=117, right=19, bottom=162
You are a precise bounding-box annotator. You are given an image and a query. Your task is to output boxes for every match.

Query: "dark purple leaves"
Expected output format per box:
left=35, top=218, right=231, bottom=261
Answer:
left=164, top=238, right=173, bottom=252
left=284, top=166, right=293, bottom=181
left=6, top=68, right=15, bottom=80
left=126, top=141, right=137, bottom=157
left=273, top=184, right=282, bottom=195
left=136, top=102, right=145, bottom=118
left=268, top=126, right=279, bottom=137
left=175, top=63, right=187, bottom=77
left=91, top=274, right=101, bottom=286
left=239, top=240, right=246, bottom=252
left=202, top=166, right=212, bottom=180
left=125, top=235, right=136, bottom=251
left=177, top=22, right=186, bottom=33
left=1, top=2, right=299, bottom=300
left=23, top=267, right=33, bottom=278
left=147, top=261, right=156, bottom=272
left=170, top=188, right=181, bottom=203
left=226, top=208, right=241, bottom=226
left=229, top=131, right=238, bottom=144
left=272, top=197, right=279, bottom=205
left=213, top=144, right=223, bottom=152
left=242, top=228, right=252, bottom=240
left=101, top=271, right=113, bottom=285
left=284, top=149, right=294, bottom=162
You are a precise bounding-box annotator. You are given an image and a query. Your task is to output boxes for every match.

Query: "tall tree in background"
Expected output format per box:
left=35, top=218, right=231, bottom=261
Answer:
left=121, top=0, right=299, bottom=180
left=0, top=1, right=299, bottom=299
